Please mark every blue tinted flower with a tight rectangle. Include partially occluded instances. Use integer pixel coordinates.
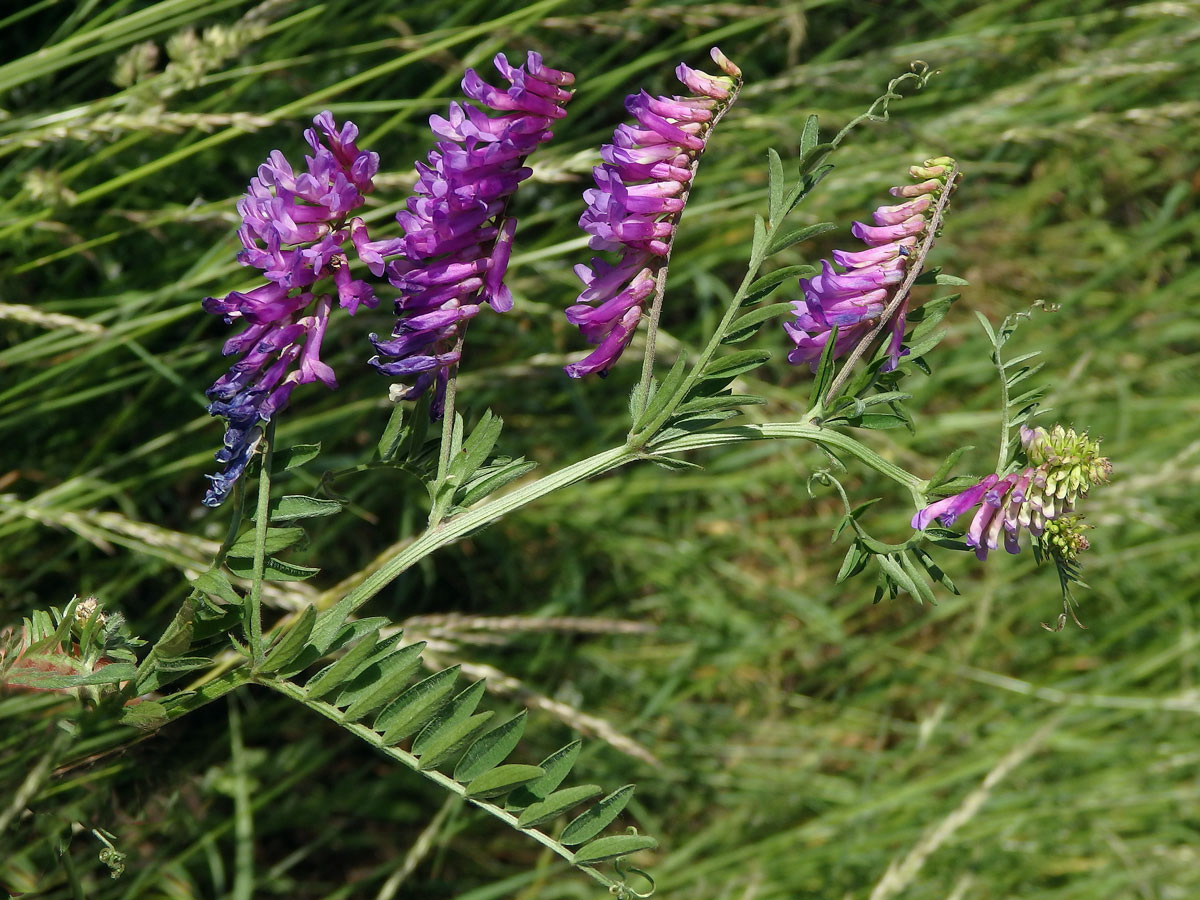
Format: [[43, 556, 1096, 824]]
[[202, 112, 392, 506]]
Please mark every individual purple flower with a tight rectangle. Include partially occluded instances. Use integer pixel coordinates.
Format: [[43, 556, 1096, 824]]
[[785, 157, 958, 373], [564, 47, 741, 378], [202, 112, 395, 507], [370, 52, 575, 417], [911, 425, 1111, 561]]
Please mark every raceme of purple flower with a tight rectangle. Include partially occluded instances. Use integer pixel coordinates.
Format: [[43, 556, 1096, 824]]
[[911, 424, 1111, 561], [784, 156, 958, 373], [563, 47, 742, 378], [202, 112, 393, 507], [370, 51, 574, 417]]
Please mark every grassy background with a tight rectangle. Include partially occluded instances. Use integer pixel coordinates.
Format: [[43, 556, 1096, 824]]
[[2, 0, 1198, 897]]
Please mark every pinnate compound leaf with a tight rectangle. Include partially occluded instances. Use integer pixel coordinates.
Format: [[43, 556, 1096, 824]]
[[416, 712, 494, 771], [304, 631, 381, 700], [377, 666, 460, 743], [257, 605, 316, 674], [276, 442, 321, 471], [559, 785, 635, 846], [517, 784, 603, 828], [509, 740, 582, 808], [454, 710, 527, 782], [464, 764, 545, 799], [572, 834, 658, 866], [341, 642, 426, 721], [411, 680, 486, 755]]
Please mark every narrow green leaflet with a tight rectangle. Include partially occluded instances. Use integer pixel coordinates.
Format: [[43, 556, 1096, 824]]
[[517, 784, 604, 828], [454, 710, 527, 782], [509, 740, 582, 807], [191, 569, 242, 607], [572, 834, 658, 866], [340, 642, 427, 721], [226, 556, 320, 582], [559, 784, 635, 846], [464, 764, 545, 799], [416, 712, 494, 771], [765, 221, 836, 256], [927, 445, 974, 490], [674, 394, 765, 417], [411, 679, 487, 756], [459, 458, 538, 508], [377, 403, 406, 461], [260, 495, 342, 523], [256, 605, 316, 674], [227, 527, 307, 558], [809, 325, 840, 409], [697, 350, 771, 382], [450, 410, 503, 485], [304, 631, 381, 700], [376, 666, 461, 743], [723, 302, 794, 344], [276, 442, 321, 471], [799, 113, 819, 158], [631, 354, 688, 433], [745, 265, 816, 301], [767, 147, 786, 225]]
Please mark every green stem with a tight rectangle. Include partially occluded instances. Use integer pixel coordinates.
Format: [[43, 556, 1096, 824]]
[[627, 244, 767, 446], [994, 343, 1012, 474], [248, 419, 276, 664], [653, 421, 926, 502], [327, 445, 633, 621], [631, 265, 671, 422], [435, 327, 469, 490]]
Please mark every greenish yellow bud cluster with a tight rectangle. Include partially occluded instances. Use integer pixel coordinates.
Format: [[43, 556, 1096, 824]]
[[1022, 425, 1111, 514], [1040, 515, 1092, 564]]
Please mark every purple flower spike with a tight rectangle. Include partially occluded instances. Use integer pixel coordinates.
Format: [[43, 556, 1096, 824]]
[[564, 48, 741, 378], [785, 157, 958, 374], [202, 112, 384, 507], [372, 51, 575, 415]]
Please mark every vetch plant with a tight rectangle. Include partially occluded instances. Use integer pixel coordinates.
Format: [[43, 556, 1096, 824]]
[[7, 48, 1116, 897]]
